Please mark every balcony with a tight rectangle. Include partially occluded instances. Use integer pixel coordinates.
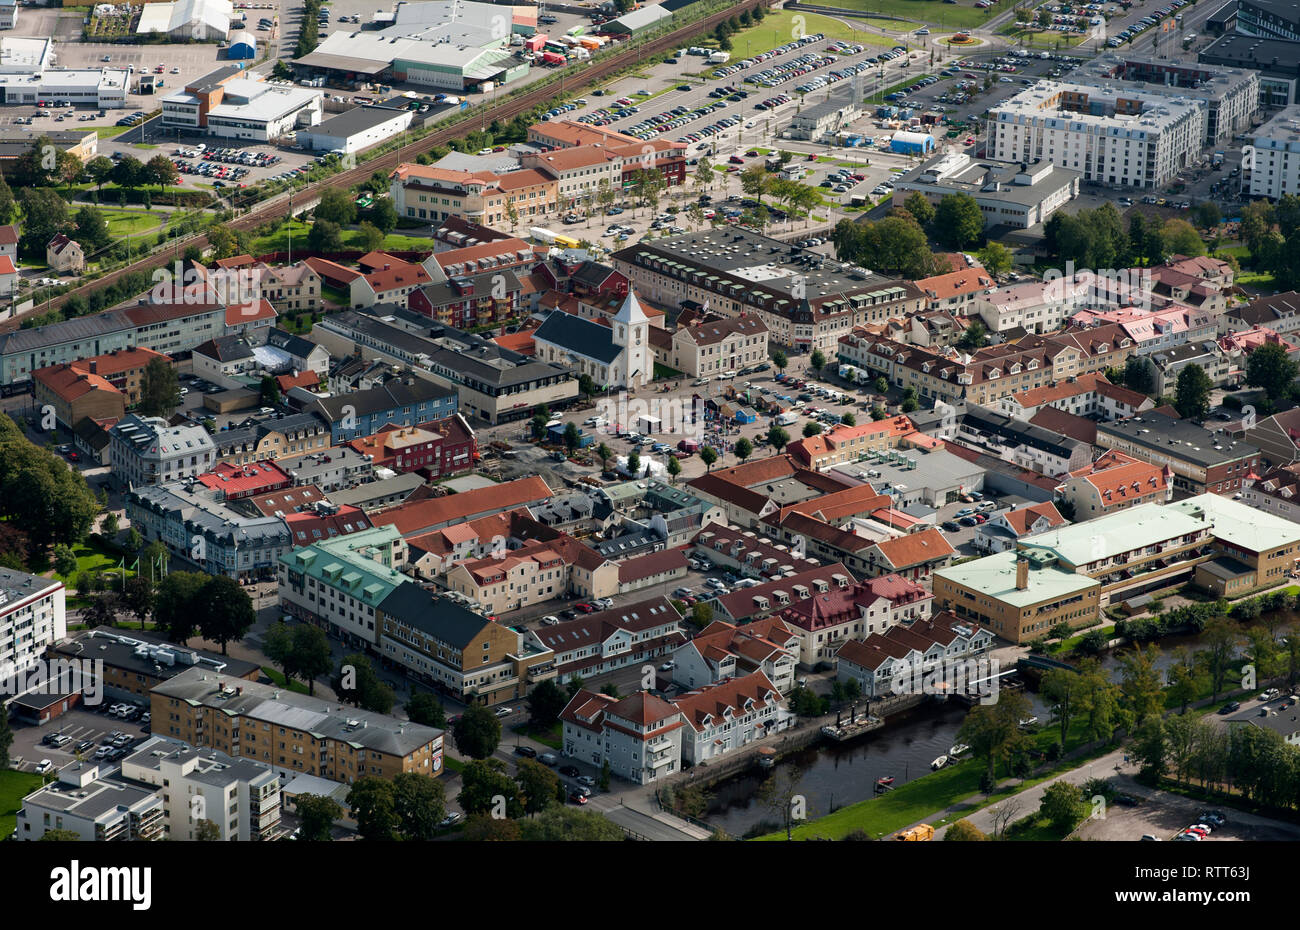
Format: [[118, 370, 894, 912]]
[[646, 735, 674, 754], [647, 751, 675, 768]]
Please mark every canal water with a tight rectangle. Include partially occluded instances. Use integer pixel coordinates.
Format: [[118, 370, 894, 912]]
[[705, 618, 1294, 836]]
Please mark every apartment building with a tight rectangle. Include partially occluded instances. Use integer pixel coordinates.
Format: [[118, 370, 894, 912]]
[[16, 763, 163, 842], [527, 597, 685, 682], [121, 736, 282, 841], [1249, 104, 1300, 199], [389, 163, 558, 227], [613, 227, 924, 352], [277, 524, 410, 649], [151, 666, 444, 783], [775, 572, 934, 667], [986, 81, 1205, 189], [378, 585, 555, 705], [126, 481, 291, 580], [836, 611, 994, 698], [671, 617, 798, 694], [1096, 411, 1261, 496], [784, 416, 930, 471], [891, 153, 1080, 230], [520, 143, 621, 209], [672, 672, 792, 766], [1056, 449, 1172, 518], [0, 568, 65, 676], [664, 314, 770, 378], [560, 690, 683, 785], [108, 415, 217, 488], [297, 373, 458, 442], [211, 412, 331, 467], [446, 533, 618, 613]]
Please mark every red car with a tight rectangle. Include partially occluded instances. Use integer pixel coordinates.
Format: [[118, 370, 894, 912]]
[[576, 602, 596, 613], [66, 451, 80, 462]]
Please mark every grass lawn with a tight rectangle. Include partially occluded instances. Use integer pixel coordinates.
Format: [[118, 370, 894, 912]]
[[511, 721, 562, 751], [321, 284, 350, 305], [249, 219, 433, 255], [1006, 814, 1074, 841], [443, 756, 466, 775], [1002, 26, 1088, 48], [1237, 271, 1277, 291], [261, 666, 310, 695], [95, 125, 132, 139], [831, 0, 995, 30], [100, 209, 165, 240], [51, 538, 134, 587], [725, 11, 914, 58], [0, 770, 42, 837]]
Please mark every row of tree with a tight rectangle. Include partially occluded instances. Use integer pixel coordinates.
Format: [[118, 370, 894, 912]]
[[1044, 202, 1210, 270]]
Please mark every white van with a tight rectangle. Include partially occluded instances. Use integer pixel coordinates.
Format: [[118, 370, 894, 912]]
[[776, 412, 799, 426]]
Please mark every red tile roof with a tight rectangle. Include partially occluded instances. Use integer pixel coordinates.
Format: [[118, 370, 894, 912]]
[[672, 671, 782, 732]]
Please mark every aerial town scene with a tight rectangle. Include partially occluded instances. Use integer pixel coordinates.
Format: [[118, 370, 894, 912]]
[[0, 0, 1296, 860]]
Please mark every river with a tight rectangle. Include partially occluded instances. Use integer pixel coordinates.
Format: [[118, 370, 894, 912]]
[[705, 615, 1299, 836]]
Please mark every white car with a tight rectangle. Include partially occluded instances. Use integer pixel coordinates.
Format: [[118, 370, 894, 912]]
[[35, 760, 54, 774], [494, 706, 514, 718], [541, 615, 561, 626], [660, 661, 675, 671]]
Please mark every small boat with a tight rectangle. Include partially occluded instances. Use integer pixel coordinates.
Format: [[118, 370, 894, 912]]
[[876, 776, 895, 786], [1018, 716, 1038, 728], [949, 743, 970, 758], [931, 755, 948, 770], [756, 747, 776, 770]]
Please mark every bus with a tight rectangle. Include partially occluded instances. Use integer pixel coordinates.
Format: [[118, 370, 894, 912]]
[[554, 233, 581, 249]]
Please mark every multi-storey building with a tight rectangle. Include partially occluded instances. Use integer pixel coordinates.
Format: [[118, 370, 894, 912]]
[[108, 415, 217, 488], [151, 666, 444, 783], [890, 153, 1080, 229], [211, 412, 331, 466], [389, 163, 559, 226], [560, 690, 683, 784], [16, 762, 163, 841], [1055, 449, 1172, 518], [1248, 104, 1300, 200], [1096, 411, 1260, 496], [121, 736, 282, 841], [986, 81, 1205, 189], [660, 314, 770, 378], [671, 672, 792, 765], [835, 611, 994, 698], [671, 617, 799, 694], [613, 227, 924, 352], [297, 373, 457, 442], [527, 597, 685, 682], [0, 568, 65, 676]]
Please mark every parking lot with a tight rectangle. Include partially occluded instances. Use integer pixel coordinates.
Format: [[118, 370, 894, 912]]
[[10, 705, 151, 775], [1074, 781, 1300, 841]]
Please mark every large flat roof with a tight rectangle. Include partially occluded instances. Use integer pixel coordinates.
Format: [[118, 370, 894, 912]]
[[935, 549, 1098, 607]]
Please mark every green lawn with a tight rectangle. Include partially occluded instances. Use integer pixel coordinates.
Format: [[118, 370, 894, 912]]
[[95, 125, 132, 139], [510, 721, 562, 751], [52, 538, 135, 588], [100, 209, 165, 240], [1001, 24, 1089, 48], [443, 756, 466, 775], [249, 219, 433, 255], [1237, 271, 1277, 291], [261, 666, 310, 695], [724, 10, 916, 58], [831, 0, 996, 30], [0, 770, 43, 837]]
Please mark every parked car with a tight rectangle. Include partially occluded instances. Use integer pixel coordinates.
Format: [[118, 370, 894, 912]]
[[439, 812, 463, 827], [559, 765, 580, 778], [494, 706, 514, 718], [539, 752, 559, 766], [514, 744, 537, 758]]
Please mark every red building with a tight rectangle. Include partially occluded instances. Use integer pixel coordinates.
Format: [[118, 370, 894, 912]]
[[346, 413, 477, 478], [196, 461, 294, 500]]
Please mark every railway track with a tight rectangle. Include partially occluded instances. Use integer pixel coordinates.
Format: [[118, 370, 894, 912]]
[[23, 0, 765, 323]]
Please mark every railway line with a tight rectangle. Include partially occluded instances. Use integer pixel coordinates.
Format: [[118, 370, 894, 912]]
[[20, 0, 765, 323]]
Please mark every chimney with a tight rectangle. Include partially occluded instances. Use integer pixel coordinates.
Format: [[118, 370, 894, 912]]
[[89, 360, 98, 374], [1015, 557, 1029, 591]]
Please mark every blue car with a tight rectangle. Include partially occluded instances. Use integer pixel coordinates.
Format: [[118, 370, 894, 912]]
[[954, 507, 975, 518]]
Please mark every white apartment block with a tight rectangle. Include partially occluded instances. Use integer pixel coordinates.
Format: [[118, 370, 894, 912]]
[[987, 82, 1205, 189], [561, 690, 683, 785], [16, 762, 163, 842], [0, 568, 66, 675], [108, 415, 216, 488], [1249, 104, 1300, 200], [121, 736, 282, 841]]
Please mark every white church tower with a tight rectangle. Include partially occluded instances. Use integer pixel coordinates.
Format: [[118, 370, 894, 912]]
[[613, 289, 651, 390]]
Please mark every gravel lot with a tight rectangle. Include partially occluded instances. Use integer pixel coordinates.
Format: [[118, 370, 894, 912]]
[[1075, 780, 1300, 842]]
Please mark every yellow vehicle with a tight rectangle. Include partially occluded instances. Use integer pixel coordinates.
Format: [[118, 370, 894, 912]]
[[894, 824, 935, 841]]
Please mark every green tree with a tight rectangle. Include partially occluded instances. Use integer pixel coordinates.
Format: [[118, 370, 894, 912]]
[[332, 653, 393, 713], [1194, 201, 1222, 231], [194, 819, 222, 841], [346, 777, 399, 841], [291, 623, 332, 695], [39, 828, 82, 841], [0, 706, 11, 768], [733, 437, 753, 463], [307, 219, 344, 252], [392, 771, 446, 840], [315, 186, 358, 226], [563, 421, 581, 454], [152, 570, 206, 644], [594, 442, 612, 473], [145, 154, 179, 193], [519, 806, 624, 840], [406, 691, 446, 728], [1246, 341, 1299, 401], [111, 155, 146, 192], [902, 191, 935, 227], [626, 450, 642, 478], [955, 320, 990, 351], [1118, 644, 1165, 728], [514, 758, 561, 817], [802, 421, 822, 438], [17, 188, 69, 260], [932, 193, 984, 249], [295, 794, 342, 841], [357, 221, 384, 252], [809, 349, 826, 376], [526, 678, 569, 728], [73, 207, 111, 252], [767, 425, 790, 453], [666, 454, 682, 483], [956, 689, 1032, 783], [459, 758, 524, 817], [699, 446, 718, 472], [196, 574, 255, 655], [263, 621, 295, 687], [139, 357, 180, 418], [121, 574, 154, 631], [367, 198, 399, 234], [1173, 364, 1213, 420], [771, 350, 788, 373], [453, 704, 502, 759], [976, 241, 1013, 277], [1123, 357, 1157, 396], [1161, 218, 1207, 258], [945, 819, 990, 841], [1039, 780, 1087, 833], [52, 544, 76, 577]]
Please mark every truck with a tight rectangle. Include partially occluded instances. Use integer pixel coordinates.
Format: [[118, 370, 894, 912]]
[[542, 51, 566, 66], [708, 51, 731, 64], [775, 412, 799, 427], [895, 824, 935, 841], [1212, 151, 1225, 167]]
